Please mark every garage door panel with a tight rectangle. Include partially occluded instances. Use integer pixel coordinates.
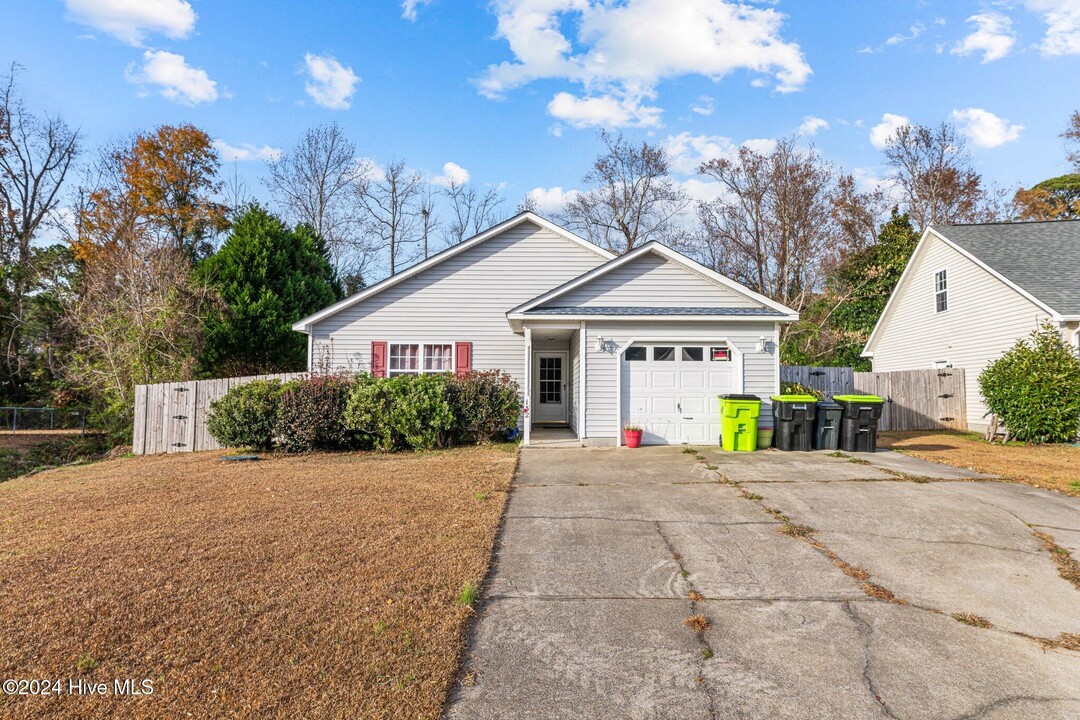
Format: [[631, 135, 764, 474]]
[[620, 342, 741, 446]]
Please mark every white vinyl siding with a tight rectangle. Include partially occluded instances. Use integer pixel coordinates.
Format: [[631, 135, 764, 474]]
[[582, 321, 779, 441], [540, 252, 764, 309], [871, 233, 1051, 430], [308, 221, 608, 392], [568, 329, 580, 434]]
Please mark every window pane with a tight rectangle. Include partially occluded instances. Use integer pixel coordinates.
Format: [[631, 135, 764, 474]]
[[711, 346, 731, 362], [625, 346, 646, 361], [654, 346, 675, 361], [936, 292, 948, 313], [681, 347, 704, 362], [424, 344, 453, 372], [389, 344, 419, 371]]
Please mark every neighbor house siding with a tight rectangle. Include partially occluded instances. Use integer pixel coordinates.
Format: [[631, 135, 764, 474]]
[[540, 253, 764, 309], [582, 321, 778, 441], [308, 221, 608, 392], [870, 232, 1051, 430]]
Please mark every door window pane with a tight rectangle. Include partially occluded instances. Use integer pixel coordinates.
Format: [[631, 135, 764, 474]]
[[538, 357, 562, 404], [625, 346, 646, 361], [653, 346, 675, 361], [681, 347, 704, 362]]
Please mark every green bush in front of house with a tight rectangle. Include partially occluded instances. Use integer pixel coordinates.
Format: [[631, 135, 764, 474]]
[[448, 370, 522, 444], [979, 321, 1080, 443], [206, 379, 284, 450], [344, 374, 454, 452], [276, 374, 357, 452]]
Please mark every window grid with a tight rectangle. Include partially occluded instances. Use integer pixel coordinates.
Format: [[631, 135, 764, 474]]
[[424, 344, 453, 372], [389, 343, 454, 376], [538, 357, 562, 404], [935, 270, 948, 313]]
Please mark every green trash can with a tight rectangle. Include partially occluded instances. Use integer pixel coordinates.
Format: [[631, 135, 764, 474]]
[[833, 395, 885, 452], [719, 394, 762, 452]]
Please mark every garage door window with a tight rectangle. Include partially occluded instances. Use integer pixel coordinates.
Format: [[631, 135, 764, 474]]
[[711, 347, 731, 361], [653, 346, 675, 361], [625, 346, 646, 361], [681, 347, 704, 362]]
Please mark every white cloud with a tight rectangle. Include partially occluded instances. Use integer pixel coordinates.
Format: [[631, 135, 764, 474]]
[[690, 94, 715, 116], [951, 13, 1015, 63], [402, 0, 431, 21], [869, 113, 910, 149], [526, 186, 581, 213], [1024, 0, 1080, 56], [885, 22, 925, 46], [303, 53, 360, 110], [477, 0, 810, 128], [547, 91, 663, 128], [126, 50, 219, 104], [213, 139, 282, 163], [950, 107, 1023, 148], [64, 0, 196, 45], [678, 177, 726, 203], [797, 115, 829, 136], [431, 161, 471, 187], [663, 132, 776, 175]]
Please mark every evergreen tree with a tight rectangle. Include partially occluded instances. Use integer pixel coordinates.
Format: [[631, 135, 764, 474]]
[[199, 206, 341, 376]]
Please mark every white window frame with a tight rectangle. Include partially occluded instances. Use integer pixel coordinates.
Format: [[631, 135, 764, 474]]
[[388, 342, 455, 376], [934, 269, 948, 313]]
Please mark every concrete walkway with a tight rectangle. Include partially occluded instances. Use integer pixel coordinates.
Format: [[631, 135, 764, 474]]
[[446, 446, 1080, 720]]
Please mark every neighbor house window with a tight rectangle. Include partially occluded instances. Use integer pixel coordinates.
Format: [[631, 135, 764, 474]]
[[935, 270, 948, 313], [654, 346, 675, 361], [389, 343, 453, 376]]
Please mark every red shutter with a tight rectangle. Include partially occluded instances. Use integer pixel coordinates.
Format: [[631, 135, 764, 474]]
[[455, 342, 472, 377], [371, 341, 388, 377]]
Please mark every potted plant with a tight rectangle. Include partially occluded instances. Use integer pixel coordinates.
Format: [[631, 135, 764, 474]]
[[623, 423, 643, 448]]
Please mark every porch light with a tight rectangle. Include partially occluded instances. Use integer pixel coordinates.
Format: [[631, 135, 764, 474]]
[[596, 336, 606, 352], [757, 336, 768, 353]]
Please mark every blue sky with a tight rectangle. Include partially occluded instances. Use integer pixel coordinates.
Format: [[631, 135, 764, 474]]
[[3, 0, 1080, 217]]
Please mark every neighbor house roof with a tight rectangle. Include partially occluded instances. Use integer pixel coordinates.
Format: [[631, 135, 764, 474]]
[[930, 220, 1080, 316], [522, 306, 788, 317], [291, 212, 615, 332]]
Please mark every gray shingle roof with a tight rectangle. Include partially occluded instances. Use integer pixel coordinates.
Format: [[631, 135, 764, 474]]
[[932, 221, 1080, 315], [523, 306, 788, 317]]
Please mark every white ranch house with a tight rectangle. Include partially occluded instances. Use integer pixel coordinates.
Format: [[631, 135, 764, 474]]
[[292, 212, 798, 446]]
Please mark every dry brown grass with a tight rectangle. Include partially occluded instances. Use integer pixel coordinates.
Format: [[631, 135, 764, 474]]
[[684, 614, 711, 634], [0, 445, 517, 720], [0, 430, 87, 451], [952, 613, 993, 629], [879, 430, 1080, 496], [1033, 530, 1080, 591]]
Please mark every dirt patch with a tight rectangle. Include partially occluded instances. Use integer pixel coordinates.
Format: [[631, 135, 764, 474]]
[[880, 430, 1080, 496], [0, 445, 517, 720]]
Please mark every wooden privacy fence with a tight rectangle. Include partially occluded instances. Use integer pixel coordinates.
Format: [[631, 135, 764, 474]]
[[781, 366, 967, 432], [132, 373, 307, 455]]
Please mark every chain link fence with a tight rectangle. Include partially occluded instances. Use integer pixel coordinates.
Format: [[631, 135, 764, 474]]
[[0, 407, 88, 434]]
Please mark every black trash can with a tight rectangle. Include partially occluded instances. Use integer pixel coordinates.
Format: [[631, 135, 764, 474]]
[[769, 395, 818, 451], [833, 395, 885, 452], [814, 400, 842, 450]]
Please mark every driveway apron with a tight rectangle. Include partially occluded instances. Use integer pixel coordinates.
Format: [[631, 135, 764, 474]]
[[445, 446, 1080, 720]]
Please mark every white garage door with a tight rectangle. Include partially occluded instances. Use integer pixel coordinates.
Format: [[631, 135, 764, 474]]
[[620, 343, 739, 445]]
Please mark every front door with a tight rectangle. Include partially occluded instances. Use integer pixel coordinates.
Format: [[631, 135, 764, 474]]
[[533, 352, 567, 424]]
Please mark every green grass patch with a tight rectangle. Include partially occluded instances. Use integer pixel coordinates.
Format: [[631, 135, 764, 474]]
[[455, 583, 479, 607]]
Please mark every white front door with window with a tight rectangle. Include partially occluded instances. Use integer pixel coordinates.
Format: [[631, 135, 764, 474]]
[[533, 352, 567, 424], [620, 343, 739, 444]]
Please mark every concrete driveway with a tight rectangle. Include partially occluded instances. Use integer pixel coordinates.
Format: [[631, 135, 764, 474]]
[[446, 446, 1080, 720]]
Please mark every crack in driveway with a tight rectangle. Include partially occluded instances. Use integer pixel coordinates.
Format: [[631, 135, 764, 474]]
[[842, 601, 901, 720]]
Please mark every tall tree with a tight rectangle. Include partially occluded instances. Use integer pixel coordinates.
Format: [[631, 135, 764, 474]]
[[882, 122, 987, 230], [1014, 174, 1080, 221], [416, 183, 440, 259], [358, 159, 421, 275], [564, 130, 688, 254], [696, 138, 848, 313], [442, 178, 503, 246], [1065, 111, 1080, 171], [198, 206, 341, 376], [265, 123, 378, 287], [0, 65, 80, 399]]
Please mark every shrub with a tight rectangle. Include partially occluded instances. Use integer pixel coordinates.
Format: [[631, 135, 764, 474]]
[[780, 381, 824, 399], [344, 374, 454, 452], [276, 375, 356, 453], [448, 370, 521, 444], [207, 380, 283, 450], [979, 321, 1080, 443]]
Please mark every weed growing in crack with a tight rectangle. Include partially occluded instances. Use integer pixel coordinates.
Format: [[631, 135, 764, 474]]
[[780, 523, 816, 538], [681, 569, 691, 578], [687, 590, 705, 602], [829, 451, 848, 458], [862, 582, 906, 604], [701, 648, 714, 659], [952, 613, 993, 628], [685, 614, 711, 633], [741, 491, 763, 501], [683, 447, 698, 454], [848, 457, 871, 465], [1033, 530, 1080, 590]]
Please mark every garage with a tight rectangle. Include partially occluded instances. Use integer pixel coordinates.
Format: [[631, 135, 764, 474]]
[[619, 342, 740, 445]]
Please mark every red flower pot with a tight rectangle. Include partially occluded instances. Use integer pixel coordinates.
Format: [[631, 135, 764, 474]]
[[624, 429, 643, 448]]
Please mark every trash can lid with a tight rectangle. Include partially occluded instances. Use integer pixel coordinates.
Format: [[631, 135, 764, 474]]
[[816, 399, 842, 408], [832, 394, 884, 403], [769, 394, 819, 402], [719, 394, 761, 401]]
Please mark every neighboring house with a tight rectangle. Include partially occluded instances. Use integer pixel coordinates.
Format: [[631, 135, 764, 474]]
[[292, 211, 798, 446], [863, 220, 1080, 432]]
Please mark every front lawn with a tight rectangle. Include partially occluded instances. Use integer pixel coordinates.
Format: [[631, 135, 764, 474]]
[[0, 446, 517, 719], [879, 430, 1080, 496]]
